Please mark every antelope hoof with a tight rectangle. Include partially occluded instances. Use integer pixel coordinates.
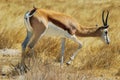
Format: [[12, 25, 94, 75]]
[[17, 63, 30, 74], [66, 61, 72, 65]]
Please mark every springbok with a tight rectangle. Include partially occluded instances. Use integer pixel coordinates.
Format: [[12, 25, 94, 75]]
[[20, 7, 110, 72]]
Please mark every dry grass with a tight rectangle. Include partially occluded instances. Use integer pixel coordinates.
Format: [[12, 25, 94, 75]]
[[0, 0, 120, 80]]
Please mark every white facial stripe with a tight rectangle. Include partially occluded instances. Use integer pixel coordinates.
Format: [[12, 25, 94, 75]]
[[102, 29, 110, 44], [103, 29, 108, 32]]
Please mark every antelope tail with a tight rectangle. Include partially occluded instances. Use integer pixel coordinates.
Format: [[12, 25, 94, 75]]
[[24, 7, 37, 32]]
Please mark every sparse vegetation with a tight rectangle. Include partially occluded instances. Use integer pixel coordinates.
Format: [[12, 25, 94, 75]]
[[0, 0, 120, 80]]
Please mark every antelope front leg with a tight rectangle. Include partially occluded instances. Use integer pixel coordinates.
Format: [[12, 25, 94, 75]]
[[66, 35, 82, 65], [60, 38, 66, 66]]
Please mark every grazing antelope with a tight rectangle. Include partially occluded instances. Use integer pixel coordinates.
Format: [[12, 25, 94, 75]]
[[20, 7, 110, 72]]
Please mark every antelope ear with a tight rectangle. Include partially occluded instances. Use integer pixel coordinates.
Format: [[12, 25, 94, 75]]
[[104, 25, 109, 28], [99, 25, 109, 30]]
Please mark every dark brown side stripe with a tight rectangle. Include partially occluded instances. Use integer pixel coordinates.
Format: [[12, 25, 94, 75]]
[[48, 17, 71, 34]]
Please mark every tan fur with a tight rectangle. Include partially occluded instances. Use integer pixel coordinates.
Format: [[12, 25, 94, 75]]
[[21, 8, 104, 68], [31, 8, 101, 37], [28, 16, 46, 48]]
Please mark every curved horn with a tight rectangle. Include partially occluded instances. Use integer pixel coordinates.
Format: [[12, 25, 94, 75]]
[[105, 10, 109, 25], [102, 10, 105, 25]]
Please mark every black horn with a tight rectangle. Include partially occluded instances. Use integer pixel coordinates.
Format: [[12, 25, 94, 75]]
[[102, 10, 105, 25], [105, 10, 109, 25], [102, 10, 109, 26]]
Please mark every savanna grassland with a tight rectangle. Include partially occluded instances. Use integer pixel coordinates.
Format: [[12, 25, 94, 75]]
[[0, 0, 120, 80]]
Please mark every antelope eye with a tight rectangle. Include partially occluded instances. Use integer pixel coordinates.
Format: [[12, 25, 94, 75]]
[[105, 31, 107, 34]]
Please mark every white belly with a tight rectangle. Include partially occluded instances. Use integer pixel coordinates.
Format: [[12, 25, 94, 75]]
[[43, 22, 70, 38]]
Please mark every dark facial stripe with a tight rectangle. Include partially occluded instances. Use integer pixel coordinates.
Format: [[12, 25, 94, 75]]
[[105, 31, 107, 34], [48, 17, 71, 34], [105, 35, 109, 44]]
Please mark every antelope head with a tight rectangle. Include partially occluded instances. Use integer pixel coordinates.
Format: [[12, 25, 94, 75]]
[[99, 10, 110, 44]]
